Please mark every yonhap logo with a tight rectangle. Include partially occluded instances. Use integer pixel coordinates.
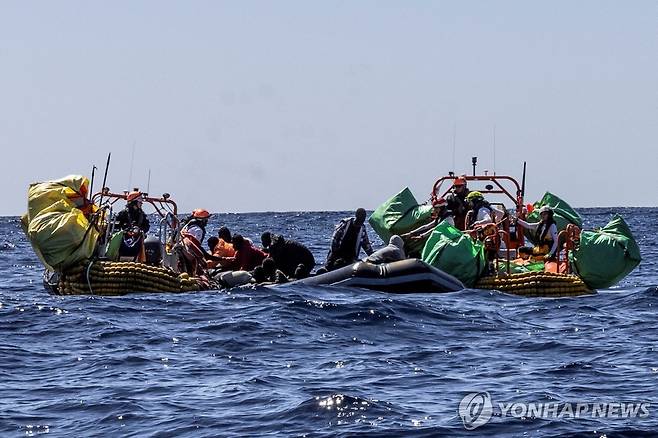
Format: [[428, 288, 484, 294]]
[[457, 392, 651, 430], [459, 391, 493, 430]]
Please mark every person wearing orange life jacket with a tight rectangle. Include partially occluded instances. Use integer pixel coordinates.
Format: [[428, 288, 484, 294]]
[[177, 209, 222, 275], [206, 226, 236, 269], [218, 234, 267, 271]]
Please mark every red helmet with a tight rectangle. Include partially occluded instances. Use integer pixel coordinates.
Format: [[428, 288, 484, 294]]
[[453, 177, 466, 186], [192, 208, 211, 219], [126, 191, 142, 202]]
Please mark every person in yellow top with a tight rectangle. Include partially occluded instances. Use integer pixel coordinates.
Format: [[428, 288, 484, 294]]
[[207, 226, 236, 269]]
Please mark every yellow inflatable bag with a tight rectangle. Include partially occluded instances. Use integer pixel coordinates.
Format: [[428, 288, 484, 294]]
[[25, 175, 92, 222], [22, 175, 99, 271]]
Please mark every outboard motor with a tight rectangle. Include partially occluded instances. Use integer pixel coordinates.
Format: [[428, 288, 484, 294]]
[[144, 235, 163, 266]]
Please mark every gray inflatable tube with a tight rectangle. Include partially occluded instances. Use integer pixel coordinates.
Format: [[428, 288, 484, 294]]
[[288, 259, 464, 293]]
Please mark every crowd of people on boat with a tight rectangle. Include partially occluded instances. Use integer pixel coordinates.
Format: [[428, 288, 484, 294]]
[[112, 178, 559, 285]]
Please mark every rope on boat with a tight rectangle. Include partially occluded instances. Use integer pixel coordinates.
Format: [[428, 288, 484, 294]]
[[85, 260, 95, 295]]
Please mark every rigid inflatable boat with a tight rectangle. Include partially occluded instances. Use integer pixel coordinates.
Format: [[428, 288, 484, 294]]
[[289, 259, 464, 293]]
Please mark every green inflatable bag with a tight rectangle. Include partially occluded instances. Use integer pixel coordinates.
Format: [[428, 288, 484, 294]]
[[421, 221, 487, 287], [571, 214, 641, 289], [369, 187, 433, 243]]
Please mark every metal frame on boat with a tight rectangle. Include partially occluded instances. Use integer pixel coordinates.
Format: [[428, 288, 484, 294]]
[[429, 160, 581, 276]]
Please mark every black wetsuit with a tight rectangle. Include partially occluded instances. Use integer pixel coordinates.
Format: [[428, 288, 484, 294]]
[[446, 189, 470, 230]]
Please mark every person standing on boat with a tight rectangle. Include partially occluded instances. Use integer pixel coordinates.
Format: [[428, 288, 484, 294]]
[[446, 177, 470, 230], [177, 209, 222, 275], [464, 191, 497, 230], [325, 208, 374, 271], [515, 205, 559, 260], [115, 191, 150, 234], [114, 191, 150, 261]]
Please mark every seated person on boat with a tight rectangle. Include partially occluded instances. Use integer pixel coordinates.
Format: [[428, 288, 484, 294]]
[[365, 235, 406, 264], [207, 226, 236, 269], [515, 205, 559, 261], [218, 234, 267, 271]]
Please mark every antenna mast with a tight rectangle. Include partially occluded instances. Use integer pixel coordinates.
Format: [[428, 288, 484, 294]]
[[493, 125, 496, 175], [128, 141, 136, 189], [451, 123, 456, 173]]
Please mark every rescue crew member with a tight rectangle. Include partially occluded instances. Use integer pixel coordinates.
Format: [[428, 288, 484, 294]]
[[446, 176, 470, 230], [115, 191, 150, 260], [115, 191, 150, 233], [515, 205, 559, 260], [325, 208, 374, 271], [178, 209, 221, 275], [465, 191, 495, 229]]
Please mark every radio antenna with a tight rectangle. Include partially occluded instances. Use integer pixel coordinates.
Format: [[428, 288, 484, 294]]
[[128, 141, 136, 189], [451, 123, 456, 173], [493, 125, 497, 175]]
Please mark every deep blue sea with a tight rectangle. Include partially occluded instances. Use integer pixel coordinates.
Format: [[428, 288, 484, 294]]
[[1, 208, 657, 437]]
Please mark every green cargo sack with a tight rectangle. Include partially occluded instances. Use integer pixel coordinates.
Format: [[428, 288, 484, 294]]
[[571, 214, 641, 289], [369, 187, 433, 243], [526, 192, 582, 233], [106, 231, 125, 261], [421, 221, 486, 287], [497, 259, 545, 275]]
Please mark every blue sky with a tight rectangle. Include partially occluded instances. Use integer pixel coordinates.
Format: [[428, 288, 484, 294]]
[[1, 1, 656, 215]]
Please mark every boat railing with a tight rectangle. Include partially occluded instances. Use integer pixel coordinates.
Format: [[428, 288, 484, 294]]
[[555, 224, 581, 275], [158, 212, 180, 255]]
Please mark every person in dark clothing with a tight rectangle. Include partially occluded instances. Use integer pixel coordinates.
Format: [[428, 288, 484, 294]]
[[115, 191, 150, 233], [445, 177, 470, 231], [325, 208, 374, 271], [207, 236, 219, 253], [261, 231, 273, 253], [268, 234, 316, 277], [114, 191, 150, 260], [261, 257, 289, 284]]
